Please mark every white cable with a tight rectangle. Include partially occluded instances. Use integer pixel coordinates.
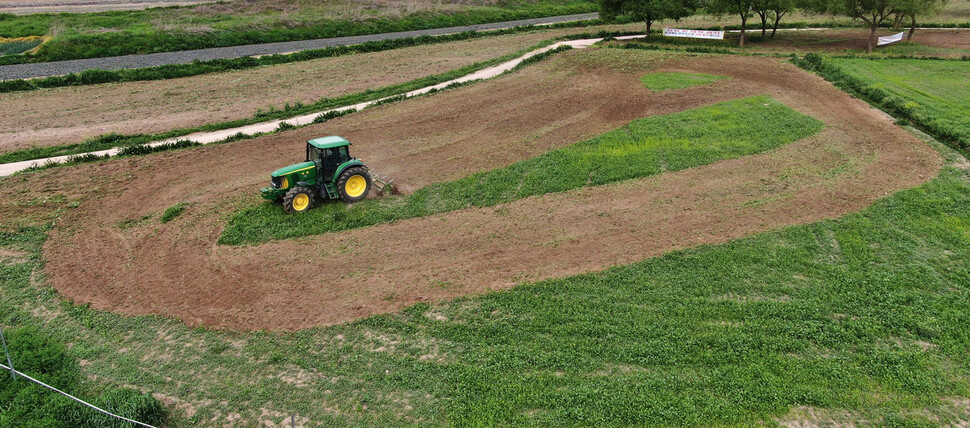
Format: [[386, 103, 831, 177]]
[[0, 361, 157, 428]]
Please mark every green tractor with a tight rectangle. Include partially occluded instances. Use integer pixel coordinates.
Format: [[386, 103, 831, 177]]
[[261, 136, 373, 213]]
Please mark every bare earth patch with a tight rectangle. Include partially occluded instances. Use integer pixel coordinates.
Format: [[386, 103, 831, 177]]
[[0, 247, 28, 264], [21, 50, 941, 330]]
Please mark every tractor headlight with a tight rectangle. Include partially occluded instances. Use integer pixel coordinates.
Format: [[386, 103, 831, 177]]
[[272, 176, 288, 189]]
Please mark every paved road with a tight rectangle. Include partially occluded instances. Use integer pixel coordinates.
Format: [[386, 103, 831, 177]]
[[0, 13, 599, 81]]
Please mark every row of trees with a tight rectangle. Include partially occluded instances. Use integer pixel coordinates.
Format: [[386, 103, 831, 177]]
[[599, 0, 949, 52]]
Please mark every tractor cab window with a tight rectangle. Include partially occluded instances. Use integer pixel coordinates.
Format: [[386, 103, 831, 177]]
[[307, 145, 348, 165], [308, 147, 330, 162]]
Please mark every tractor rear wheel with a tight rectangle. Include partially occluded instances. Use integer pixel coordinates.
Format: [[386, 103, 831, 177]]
[[283, 186, 315, 213], [337, 167, 372, 203]]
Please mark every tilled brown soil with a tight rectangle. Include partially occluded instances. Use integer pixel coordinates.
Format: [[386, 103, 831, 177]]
[[26, 49, 940, 330]]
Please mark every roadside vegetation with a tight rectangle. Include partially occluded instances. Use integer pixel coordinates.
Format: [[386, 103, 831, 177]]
[[0, 0, 596, 63], [220, 95, 823, 245], [795, 54, 970, 152], [2, 132, 968, 426]]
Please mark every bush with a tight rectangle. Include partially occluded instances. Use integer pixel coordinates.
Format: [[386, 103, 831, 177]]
[[160, 203, 187, 223], [116, 140, 199, 157], [312, 109, 352, 124]]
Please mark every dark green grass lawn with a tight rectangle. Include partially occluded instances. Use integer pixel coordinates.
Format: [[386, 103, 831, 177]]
[[220, 94, 824, 245], [1, 132, 968, 426], [639, 71, 727, 91], [831, 58, 970, 150]]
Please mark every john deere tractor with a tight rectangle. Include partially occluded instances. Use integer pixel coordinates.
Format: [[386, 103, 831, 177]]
[[261, 136, 372, 213]]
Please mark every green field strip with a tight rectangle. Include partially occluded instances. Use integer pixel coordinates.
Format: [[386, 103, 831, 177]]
[[220, 94, 824, 245], [639, 71, 728, 91], [830, 58, 970, 150]]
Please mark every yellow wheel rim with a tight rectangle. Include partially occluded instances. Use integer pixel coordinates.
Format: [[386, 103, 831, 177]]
[[345, 175, 367, 198], [292, 193, 310, 211]]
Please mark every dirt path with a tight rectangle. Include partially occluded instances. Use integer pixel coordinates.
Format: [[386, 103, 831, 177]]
[[29, 50, 940, 330]]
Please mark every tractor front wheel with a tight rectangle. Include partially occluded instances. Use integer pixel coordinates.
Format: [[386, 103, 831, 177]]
[[337, 167, 372, 203], [283, 186, 315, 214]]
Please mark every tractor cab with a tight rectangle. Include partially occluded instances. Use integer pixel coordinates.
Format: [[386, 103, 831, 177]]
[[261, 136, 373, 213], [307, 137, 353, 183]]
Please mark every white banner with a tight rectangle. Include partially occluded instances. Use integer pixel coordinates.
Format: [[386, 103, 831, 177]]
[[663, 28, 725, 40], [877, 32, 905, 46]]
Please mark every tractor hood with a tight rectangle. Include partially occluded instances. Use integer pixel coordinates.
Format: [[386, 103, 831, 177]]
[[271, 161, 315, 177]]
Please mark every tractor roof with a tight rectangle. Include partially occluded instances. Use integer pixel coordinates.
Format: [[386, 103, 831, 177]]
[[307, 136, 351, 149]]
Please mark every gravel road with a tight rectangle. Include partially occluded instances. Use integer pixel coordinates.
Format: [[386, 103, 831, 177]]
[[0, 13, 598, 81]]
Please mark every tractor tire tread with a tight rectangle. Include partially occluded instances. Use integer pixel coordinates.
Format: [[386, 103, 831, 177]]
[[337, 166, 372, 203], [283, 186, 315, 214]]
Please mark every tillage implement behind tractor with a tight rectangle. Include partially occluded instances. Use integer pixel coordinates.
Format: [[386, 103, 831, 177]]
[[260, 136, 373, 213]]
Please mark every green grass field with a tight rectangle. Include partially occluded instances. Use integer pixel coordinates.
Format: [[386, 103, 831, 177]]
[[220, 95, 823, 245], [829, 58, 970, 151], [639, 72, 727, 91], [2, 131, 968, 426]]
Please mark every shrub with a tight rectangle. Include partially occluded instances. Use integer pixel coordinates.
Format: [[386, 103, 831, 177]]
[[117, 140, 199, 157], [160, 203, 187, 223]]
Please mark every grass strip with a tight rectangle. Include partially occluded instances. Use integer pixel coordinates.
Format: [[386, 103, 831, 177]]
[[793, 53, 970, 153], [219, 94, 824, 245], [639, 71, 728, 91], [0, 1, 597, 64], [610, 41, 737, 55], [2, 132, 968, 426]]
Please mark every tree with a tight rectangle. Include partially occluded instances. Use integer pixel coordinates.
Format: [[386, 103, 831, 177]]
[[769, 0, 799, 38], [813, 0, 901, 53], [895, 0, 948, 40], [753, 0, 797, 39], [754, 0, 773, 38], [708, 0, 759, 47], [599, 0, 699, 37]]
